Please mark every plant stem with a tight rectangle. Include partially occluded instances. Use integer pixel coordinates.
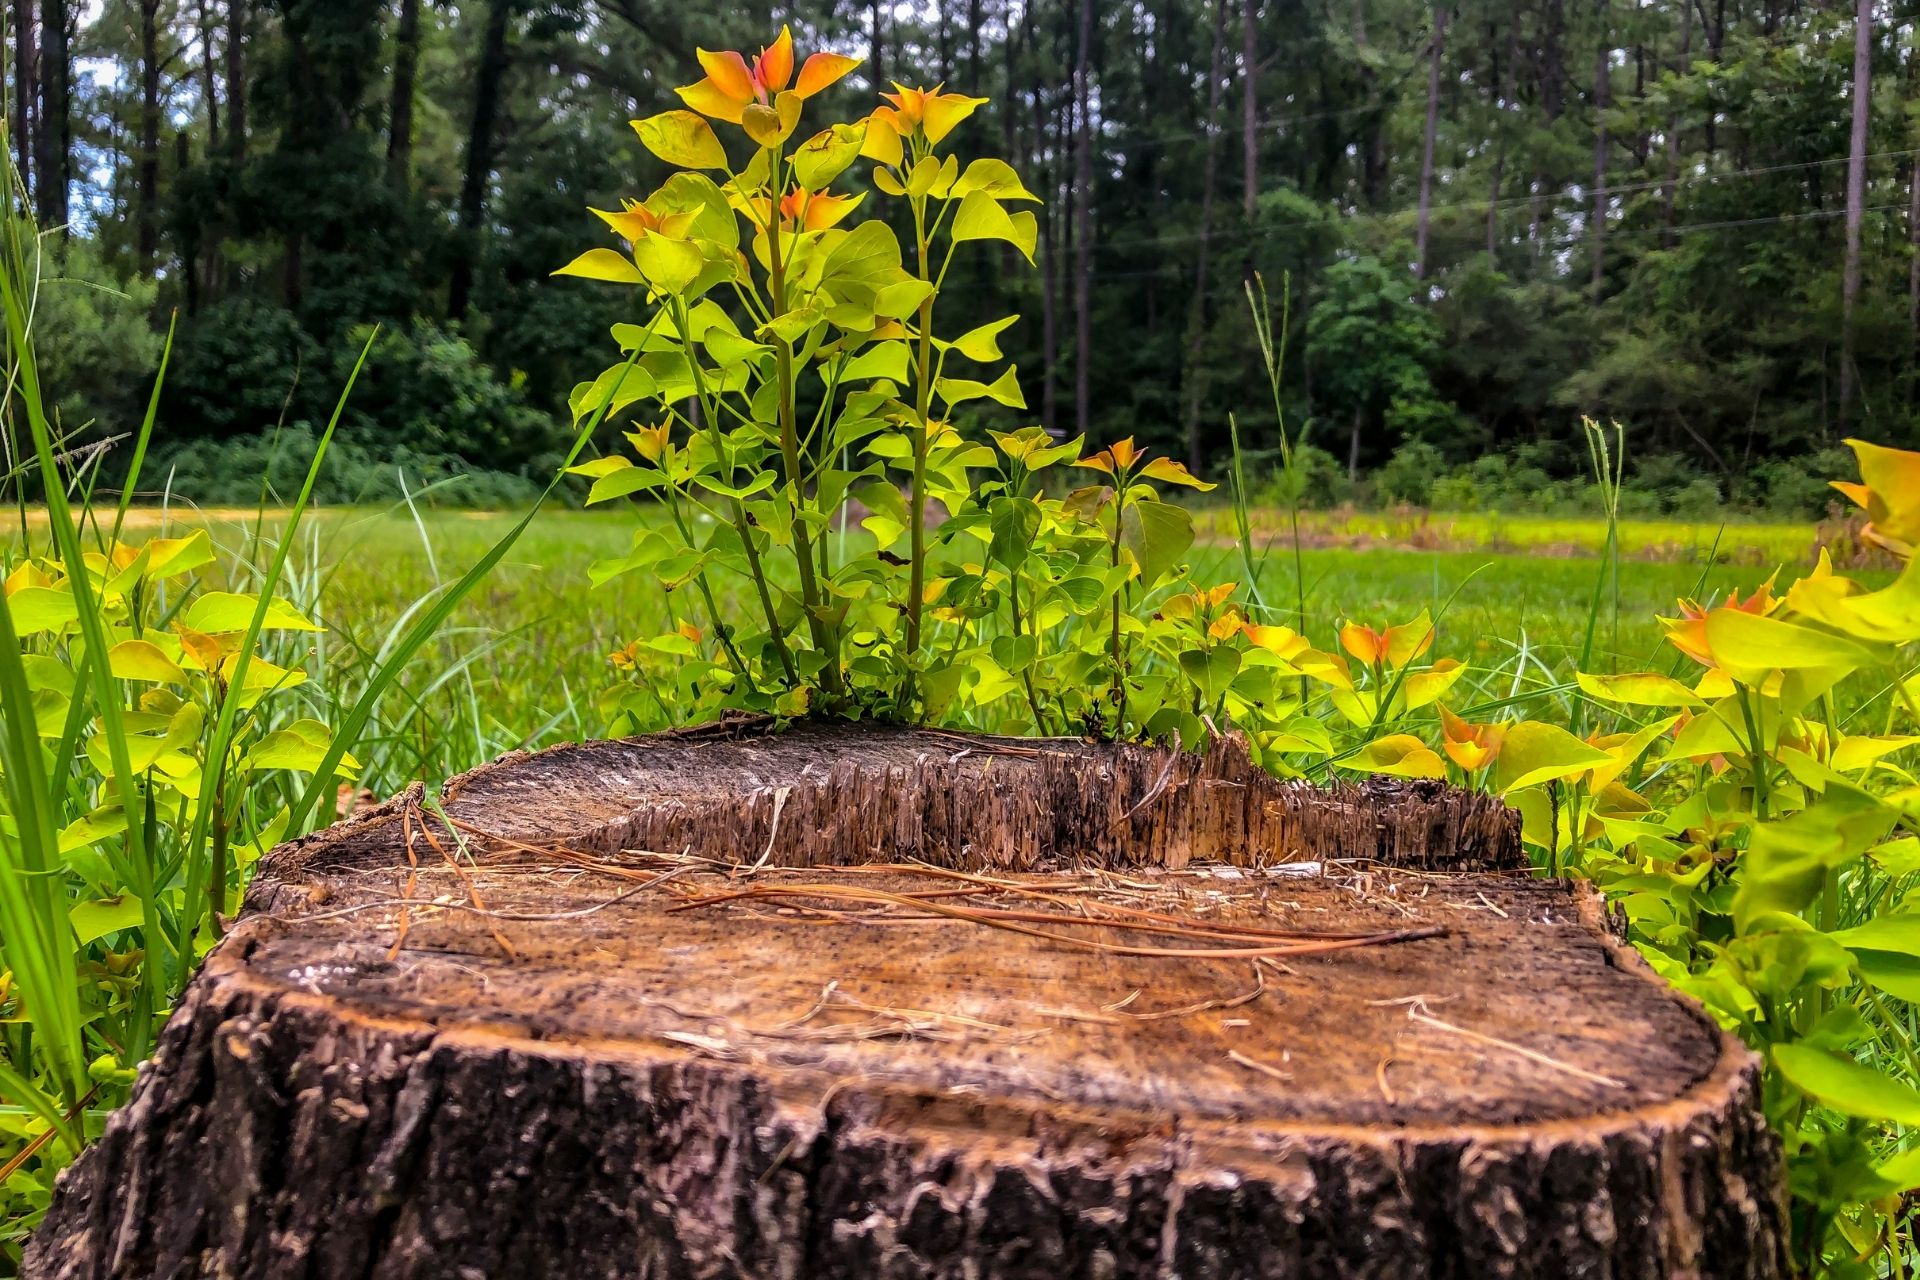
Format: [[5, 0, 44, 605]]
[[765, 164, 841, 695], [905, 194, 935, 705], [1110, 484, 1128, 736], [675, 298, 798, 686]]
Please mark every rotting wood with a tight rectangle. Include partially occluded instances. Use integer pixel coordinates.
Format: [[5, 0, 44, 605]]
[[27, 719, 1787, 1280]]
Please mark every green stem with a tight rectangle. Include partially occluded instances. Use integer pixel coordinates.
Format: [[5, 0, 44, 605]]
[[905, 193, 935, 705], [675, 298, 797, 686], [765, 161, 841, 695], [1110, 485, 1128, 736], [663, 477, 755, 690]]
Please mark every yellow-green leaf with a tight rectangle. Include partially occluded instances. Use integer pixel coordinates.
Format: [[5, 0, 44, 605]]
[[1772, 1043, 1920, 1124], [950, 190, 1037, 262], [632, 110, 729, 170], [70, 896, 146, 946], [107, 639, 188, 685], [553, 248, 647, 285], [1344, 734, 1446, 780], [1491, 721, 1615, 793], [1574, 670, 1706, 709]]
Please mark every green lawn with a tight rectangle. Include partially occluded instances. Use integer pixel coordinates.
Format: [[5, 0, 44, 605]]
[[78, 503, 1848, 797]]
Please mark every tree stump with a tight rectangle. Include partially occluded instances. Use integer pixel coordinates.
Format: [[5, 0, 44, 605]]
[[28, 720, 1787, 1279]]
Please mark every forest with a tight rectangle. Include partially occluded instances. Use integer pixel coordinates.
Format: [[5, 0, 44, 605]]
[[7, 0, 1920, 512]]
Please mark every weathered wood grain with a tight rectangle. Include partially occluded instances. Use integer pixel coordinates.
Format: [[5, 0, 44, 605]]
[[27, 720, 1786, 1280]]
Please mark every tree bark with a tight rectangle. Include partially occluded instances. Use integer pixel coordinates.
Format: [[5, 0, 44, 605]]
[[1590, 0, 1610, 299], [1037, 80, 1059, 433], [1839, 0, 1873, 426], [448, 0, 513, 319], [32, 0, 67, 232], [1486, 16, 1515, 260], [1072, 0, 1093, 438], [13, 0, 33, 201], [1181, 0, 1229, 471], [387, 0, 421, 189], [136, 0, 161, 272], [1240, 0, 1256, 219], [1415, 4, 1447, 280], [1661, 0, 1693, 245], [194, 0, 221, 154], [27, 720, 1787, 1280], [226, 0, 247, 160]]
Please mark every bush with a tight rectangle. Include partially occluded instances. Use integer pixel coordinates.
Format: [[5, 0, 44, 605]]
[[1741, 446, 1858, 517], [1255, 443, 1351, 509], [147, 426, 542, 508], [1374, 440, 1448, 506], [32, 242, 166, 440]]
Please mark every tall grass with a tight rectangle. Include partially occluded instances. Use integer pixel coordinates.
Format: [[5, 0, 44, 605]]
[[0, 156, 629, 1263]]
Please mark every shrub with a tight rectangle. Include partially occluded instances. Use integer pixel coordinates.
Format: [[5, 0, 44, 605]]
[[1374, 439, 1447, 506]]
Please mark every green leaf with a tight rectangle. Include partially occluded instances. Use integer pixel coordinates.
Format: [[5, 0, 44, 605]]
[[1179, 647, 1242, 702], [1491, 721, 1615, 793], [1771, 1043, 1920, 1124], [1121, 497, 1193, 586], [1734, 785, 1895, 929], [107, 639, 188, 684], [247, 719, 359, 775], [951, 158, 1042, 202], [946, 315, 1019, 362], [586, 466, 669, 504], [553, 248, 646, 285], [1574, 670, 1707, 709], [874, 278, 935, 319], [793, 122, 868, 190], [987, 496, 1042, 569], [1702, 610, 1883, 683], [1344, 734, 1447, 780], [6, 585, 78, 635], [1853, 950, 1920, 1002], [631, 110, 729, 170], [184, 591, 321, 633], [950, 190, 1037, 262], [70, 896, 146, 946], [632, 233, 705, 293], [1828, 912, 1920, 956], [840, 341, 909, 382], [935, 365, 1026, 409]]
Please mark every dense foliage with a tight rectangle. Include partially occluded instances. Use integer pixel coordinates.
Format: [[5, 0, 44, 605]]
[[11, 0, 1920, 504]]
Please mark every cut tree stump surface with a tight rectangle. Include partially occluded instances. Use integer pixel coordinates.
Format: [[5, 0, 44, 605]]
[[28, 720, 1787, 1280]]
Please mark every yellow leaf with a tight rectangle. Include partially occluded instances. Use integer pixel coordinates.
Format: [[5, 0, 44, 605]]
[[1345, 734, 1446, 780], [631, 110, 730, 170], [107, 639, 188, 685], [1138, 457, 1218, 491], [553, 248, 646, 285]]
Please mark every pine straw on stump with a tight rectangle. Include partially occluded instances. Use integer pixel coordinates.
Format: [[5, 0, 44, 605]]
[[27, 719, 1787, 1280]]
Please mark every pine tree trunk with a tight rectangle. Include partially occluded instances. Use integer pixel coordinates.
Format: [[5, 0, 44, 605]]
[[32, 0, 67, 231], [13, 0, 34, 201], [226, 0, 247, 160], [1240, 0, 1256, 219], [27, 720, 1788, 1280], [136, 0, 161, 272], [447, 0, 512, 319], [1415, 5, 1447, 280], [387, 0, 421, 189], [1037, 82, 1059, 433], [1181, 0, 1229, 471], [1590, 0, 1610, 298], [1839, 0, 1873, 427], [194, 0, 220, 153], [1662, 0, 1692, 245], [1072, 0, 1093, 438]]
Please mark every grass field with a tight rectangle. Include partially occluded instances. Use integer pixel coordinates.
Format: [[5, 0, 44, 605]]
[[61, 502, 1863, 799]]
